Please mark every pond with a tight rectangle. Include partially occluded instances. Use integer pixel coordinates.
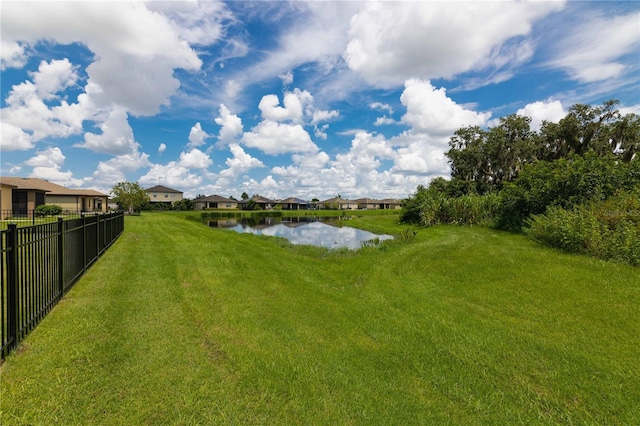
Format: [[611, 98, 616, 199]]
[[208, 216, 394, 250]]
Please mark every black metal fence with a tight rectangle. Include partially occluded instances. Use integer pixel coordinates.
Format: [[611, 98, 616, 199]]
[[1, 212, 124, 361]]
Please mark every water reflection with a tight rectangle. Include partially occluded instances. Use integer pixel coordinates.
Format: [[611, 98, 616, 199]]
[[209, 217, 393, 250]]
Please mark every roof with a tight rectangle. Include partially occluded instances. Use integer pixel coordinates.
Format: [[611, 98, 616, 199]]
[[319, 197, 356, 204], [354, 198, 380, 204], [196, 194, 236, 203], [279, 197, 308, 204], [145, 185, 183, 193], [0, 177, 108, 197], [238, 195, 275, 204]]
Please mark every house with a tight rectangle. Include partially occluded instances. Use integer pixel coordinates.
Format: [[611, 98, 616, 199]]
[[354, 198, 381, 210], [354, 197, 403, 210], [237, 195, 276, 210], [379, 199, 403, 210], [194, 195, 238, 210], [0, 177, 108, 217], [1, 181, 21, 219], [317, 197, 358, 210], [278, 197, 308, 210], [145, 185, 183, 206]]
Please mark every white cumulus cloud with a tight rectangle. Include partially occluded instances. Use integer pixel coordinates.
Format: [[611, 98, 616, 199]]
[[89, 151, 151, 188], [24, 146, 65, 168], [215, 104, 243, 146], [188, 122, 210, 148], [24, 147, 83, 187], [242, 120, 318, 155], [178, 148, 213, 169], [258, 89, 314, 123], [81, 108, 139, 156], [1, 58, 84, 150], [400, 79, 491, 137], [517, 100, 566, 131], [343, 1, 564, 87]]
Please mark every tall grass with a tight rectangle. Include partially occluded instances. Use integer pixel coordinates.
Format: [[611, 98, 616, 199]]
[[419, 193, 499, 227]]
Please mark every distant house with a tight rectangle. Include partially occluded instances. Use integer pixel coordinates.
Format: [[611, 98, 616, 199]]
[[145, 185, 183, 206], [354, 198, 380, 210], [317, 197, 358, 210], [379, 199, 403, 210], [278, 197, 308, 210], [194, 195, 238, 210], [237, 195, 276, 210], [354, 198, 403, 210], [0, 177, 108, 217]]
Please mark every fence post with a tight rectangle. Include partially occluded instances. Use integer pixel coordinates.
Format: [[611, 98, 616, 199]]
[[97, 214, 102, 256], [82, 215, 87, 272], [6, 224, 19, 354], [58, 218, 64, 296]]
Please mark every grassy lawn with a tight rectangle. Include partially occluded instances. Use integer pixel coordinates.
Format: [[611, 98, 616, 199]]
[[1, 212, 639, 424]]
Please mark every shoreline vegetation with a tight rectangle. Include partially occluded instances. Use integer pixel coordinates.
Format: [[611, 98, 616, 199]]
[[1, 211, 638, 424]]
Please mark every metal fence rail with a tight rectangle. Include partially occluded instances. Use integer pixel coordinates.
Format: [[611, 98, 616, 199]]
[[0, 210, 105, 228], [1, 212, 124, 361]]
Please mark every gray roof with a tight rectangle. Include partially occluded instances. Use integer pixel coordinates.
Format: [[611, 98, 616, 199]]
[[238, 195, 275, 204], [145, 185, 182, 193], [280, 197, 308, 204], [196, 195, 236, 203]]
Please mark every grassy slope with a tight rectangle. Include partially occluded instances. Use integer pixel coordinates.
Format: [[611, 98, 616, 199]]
[[1, 212, 638, 425]]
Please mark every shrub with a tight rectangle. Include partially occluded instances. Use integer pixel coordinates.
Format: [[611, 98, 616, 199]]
[[34, 204, 63, 217], [525, 190, 640, 266], [495, 152, 638, 231], [400, 185, 429, 223]]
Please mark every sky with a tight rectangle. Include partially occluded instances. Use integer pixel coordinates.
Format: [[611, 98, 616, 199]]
[[1, 1, 639, 201]]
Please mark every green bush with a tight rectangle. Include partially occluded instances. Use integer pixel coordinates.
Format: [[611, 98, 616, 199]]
[[525, 190, 640, 266], [34, 204, 63, 217], [400, 185, 429, 223], [495, 152, 639, 231]]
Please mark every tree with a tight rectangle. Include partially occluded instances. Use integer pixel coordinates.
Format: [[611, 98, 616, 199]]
[[241, 192, 249, 200], [446, 116, 536, 194], [400, 185, 428, 223], [605, 112, 640, 162], [246, 199, 260, 210], [110, 182, 148, 214], [446, 100, 637, 196], [173, 198, 194, 210], [446, 125, 489, 193], [494, 151, 637, 231], [538, 100, 624, 160]]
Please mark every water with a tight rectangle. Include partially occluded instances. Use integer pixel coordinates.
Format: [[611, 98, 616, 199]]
[[208, 217, 393, 250]]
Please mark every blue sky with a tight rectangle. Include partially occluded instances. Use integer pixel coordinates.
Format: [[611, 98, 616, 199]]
[[1, 1, 639, 200]]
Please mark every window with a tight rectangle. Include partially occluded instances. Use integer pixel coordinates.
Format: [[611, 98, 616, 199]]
[[164, 193, 168, 198], [171, 193, 175, 198], [153, 193, 157, 198]]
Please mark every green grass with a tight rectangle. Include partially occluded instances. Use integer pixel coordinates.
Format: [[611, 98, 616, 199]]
[[1, 212, 639, 424]]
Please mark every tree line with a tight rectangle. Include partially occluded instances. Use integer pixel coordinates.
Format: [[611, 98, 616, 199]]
[[401, 100, 640, 265]]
